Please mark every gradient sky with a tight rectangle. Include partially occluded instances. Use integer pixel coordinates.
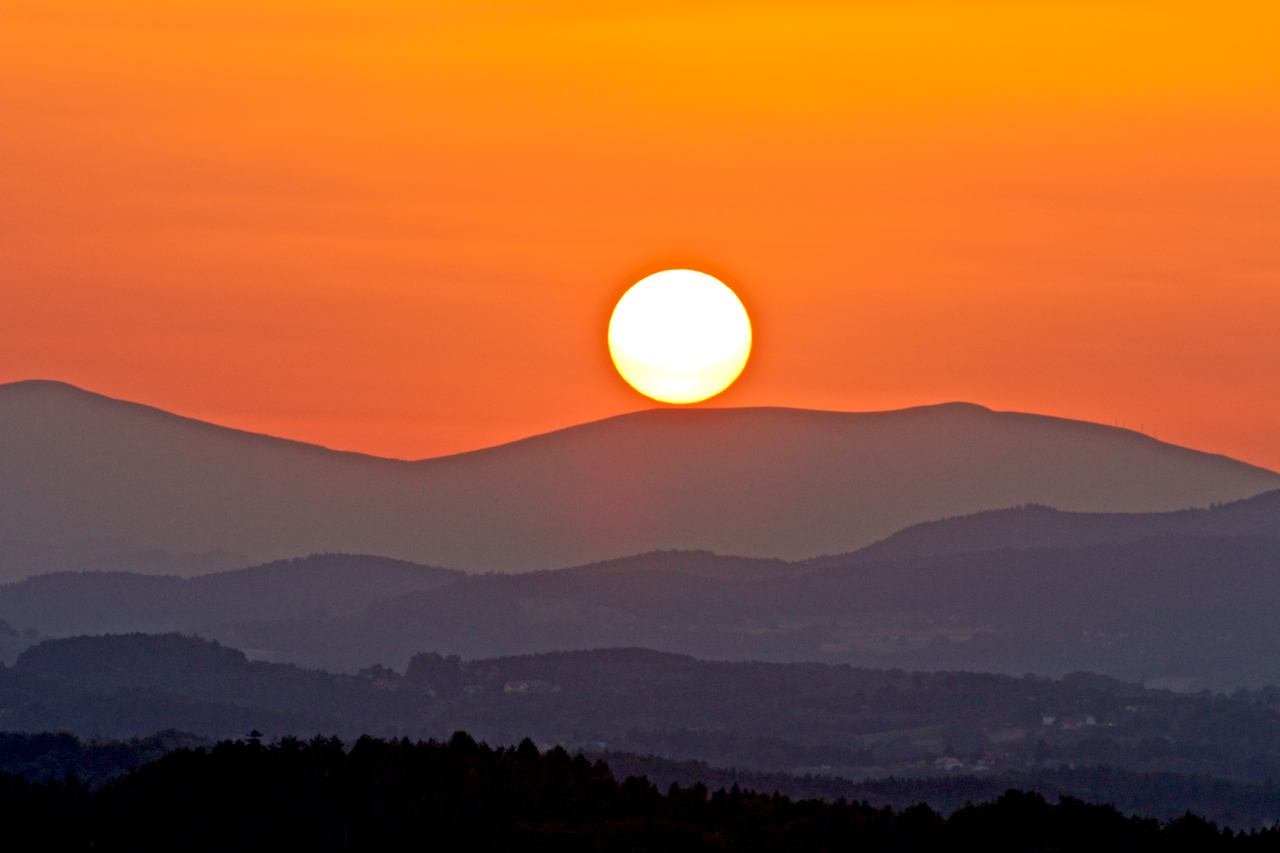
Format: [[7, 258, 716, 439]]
[[2, 1, 1278, 466]]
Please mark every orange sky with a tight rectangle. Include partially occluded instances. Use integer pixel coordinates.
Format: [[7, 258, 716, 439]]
[[2, 1, 1278, 466]]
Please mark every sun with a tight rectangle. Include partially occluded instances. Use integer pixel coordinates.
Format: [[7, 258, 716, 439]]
[[608, 269, 752, 404]]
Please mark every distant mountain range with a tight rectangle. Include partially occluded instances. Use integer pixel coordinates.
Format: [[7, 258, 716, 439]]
[[0, 554, 461, 637], [3, 380, 1277, 575], [4, 489, 1280, 686], [833, 492, 1280, 564]]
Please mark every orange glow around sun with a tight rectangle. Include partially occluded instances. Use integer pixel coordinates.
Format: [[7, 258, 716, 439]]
[[0, 2, 1278, 465], [609, 271, 751, 404]]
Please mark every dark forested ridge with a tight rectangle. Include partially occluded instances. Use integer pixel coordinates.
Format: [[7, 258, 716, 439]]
[[3, 732, 1278, 852], [0, 730, 206, 787], [5, 635, 1280, 788], [6, 731, 1280, 829], [598, 752, 1280, 829]]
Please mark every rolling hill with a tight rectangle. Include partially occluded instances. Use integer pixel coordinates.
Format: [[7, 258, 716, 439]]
[[4, 634, 1280, 798], [0, 554, 462, 638], [212, 535, 1278, 686], [5, 486, 1280, 685], [828, 488, 1280, 565], [2, 380, 1277, 575]]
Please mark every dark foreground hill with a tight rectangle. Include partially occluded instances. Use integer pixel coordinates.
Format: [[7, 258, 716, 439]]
[[8, 733, 1277, 853], [4, 380, 1277, 575], [6, 730, 1280, 829], [5, 635, 1280, 785], [0, 731, 206, 788], [600, 752, 1280, 829]]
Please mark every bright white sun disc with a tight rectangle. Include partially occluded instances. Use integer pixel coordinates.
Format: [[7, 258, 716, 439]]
[[608, 269, 752, 404]]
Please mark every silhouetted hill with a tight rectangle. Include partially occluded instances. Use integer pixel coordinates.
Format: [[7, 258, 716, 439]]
[[3, 634, 408, 738], [598, 753, 1280, 828], [6, 512, 1280, 686], [176, 535, 1280, 688], [5, 730, 1280, 828], [6, 732, 1274, 851], [0, 539, 251, 585], [4, 380, 1277, 574], [0, 731, 207, 788], [4, 636, 1280, 788], [564, 550, 800, 581], [0, 554, 461, 637], [825, 488, 1280, 565]]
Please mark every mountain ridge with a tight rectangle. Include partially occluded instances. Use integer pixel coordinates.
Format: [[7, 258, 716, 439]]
[[809, 487, 1280, 566], [4, 482, 1280, 683], [7, 527, 1280, 686], [3, 379, 1278, 574], [0, 553, 462, 638]]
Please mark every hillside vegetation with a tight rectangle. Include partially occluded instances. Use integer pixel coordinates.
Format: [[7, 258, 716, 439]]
[[4, 732, 1278, 852], [4, 635, 1280, 787]]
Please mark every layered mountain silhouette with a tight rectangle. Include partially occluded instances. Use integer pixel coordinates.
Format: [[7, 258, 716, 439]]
[[0, 554, 462, 637], [4, 490, 1280, 686], [3, 380, 1277, 575], [813, 487, 1280, 565], [228, 536, 1279, 687], [6, 633, 1280, 792]]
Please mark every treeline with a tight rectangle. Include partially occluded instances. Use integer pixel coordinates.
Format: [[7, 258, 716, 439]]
[[5, 730, 1280, 829], [0, 730, 206, 788], [3, 732, 1279, 852], [600, 752, 1280, 828]]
